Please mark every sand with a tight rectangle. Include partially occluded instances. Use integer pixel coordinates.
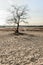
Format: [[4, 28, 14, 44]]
[[0, 30, 43, 65]]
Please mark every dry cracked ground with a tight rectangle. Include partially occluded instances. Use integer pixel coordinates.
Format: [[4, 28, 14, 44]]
[[0, 30, 43, 65]]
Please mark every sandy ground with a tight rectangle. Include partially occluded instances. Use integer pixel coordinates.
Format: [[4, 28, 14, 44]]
[[0, 30, 43, 65]]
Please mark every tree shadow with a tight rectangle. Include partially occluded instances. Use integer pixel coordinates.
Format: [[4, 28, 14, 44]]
[[9, 32, 28, 36], [9, 32, 37, 37]]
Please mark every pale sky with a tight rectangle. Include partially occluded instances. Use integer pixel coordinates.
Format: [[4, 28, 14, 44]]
[[0, 0, 43, 25]]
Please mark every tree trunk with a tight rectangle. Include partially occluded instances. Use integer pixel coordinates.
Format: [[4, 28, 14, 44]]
[[16, 22, 19, 33], [15, 18, 19, 33]]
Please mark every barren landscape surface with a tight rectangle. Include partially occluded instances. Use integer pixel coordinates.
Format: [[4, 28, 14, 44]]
[[0, 29, 43, 65]]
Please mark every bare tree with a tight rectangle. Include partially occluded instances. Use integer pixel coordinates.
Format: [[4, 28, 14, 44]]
[[7, 5, 29, 33]]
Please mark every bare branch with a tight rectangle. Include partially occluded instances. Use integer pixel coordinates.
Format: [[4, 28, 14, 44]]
[[6, 5, 29, 29]]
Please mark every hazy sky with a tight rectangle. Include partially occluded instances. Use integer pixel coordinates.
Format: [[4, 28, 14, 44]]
[[0, 0, 43, 25]]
